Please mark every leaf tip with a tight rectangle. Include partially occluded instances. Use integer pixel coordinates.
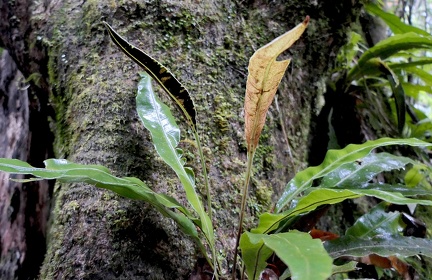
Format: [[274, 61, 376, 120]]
[[102, 21, 110, 29], [304, 15, 310, 26]]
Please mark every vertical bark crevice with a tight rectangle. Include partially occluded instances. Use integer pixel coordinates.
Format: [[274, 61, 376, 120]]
[[0, 0, 55, 272], [0, 49, 29, 280]]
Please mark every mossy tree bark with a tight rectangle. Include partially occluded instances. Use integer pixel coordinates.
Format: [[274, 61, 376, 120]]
[[0, 43, 53, 280], [0, 49, 30, 279], [1, 0, 361, 279]]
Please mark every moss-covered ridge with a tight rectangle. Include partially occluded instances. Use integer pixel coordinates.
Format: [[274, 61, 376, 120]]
[[38, 0, 361, 278]]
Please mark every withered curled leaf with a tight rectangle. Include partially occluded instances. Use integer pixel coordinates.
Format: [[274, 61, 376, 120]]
[[244, 17, 309, 151]]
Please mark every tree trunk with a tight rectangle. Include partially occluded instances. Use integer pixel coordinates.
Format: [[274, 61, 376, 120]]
[[0, 0, 362, 279], [0, 48, 53, 279], [0, 49, 29, 280]]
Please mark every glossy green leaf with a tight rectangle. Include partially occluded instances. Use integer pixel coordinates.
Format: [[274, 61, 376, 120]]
[[338, 188, 432, 205], [250, 212, 287, 234], [404, 164, 432, 188], [0, 158, 200, 242], [254, 189, 361, 234], [321, 152, 415, 189], [335, 183, 431, 197], [391, 58, 432, 71], [348, 33, 432, 81], [345, 203, 403, 238], [405, 116, 432, 142], [343, 58, 432, 83], [275, 138, 432, 212], [240, 231, 332, 280], [365, 3, 430, 36], [260, 184, 432, 233], [315, 184, 432, 207], [104, 22, 196, 127], [403, 83, 432, 99], [136, 73, 214, 249], [262, 161, 430, 234], [404, 66, 432, 87], [325, 234, 432, 259], [239, 232, 273, 280], [358, 33, 432, 65], [290, 189, 362, 219], [338, 32, 362, 67]]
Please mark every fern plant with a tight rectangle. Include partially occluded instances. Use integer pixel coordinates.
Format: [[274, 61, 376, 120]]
[[332, 2, 432, 138], [0, 15, 432, 280]]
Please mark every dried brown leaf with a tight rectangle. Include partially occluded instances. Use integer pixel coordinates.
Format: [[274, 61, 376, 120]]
[[244, 16, 309, 151], [309, 228, 339, 241], [357, 254, 412, 280]]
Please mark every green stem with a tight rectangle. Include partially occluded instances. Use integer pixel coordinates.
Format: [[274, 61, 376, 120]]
[[232, 149, 255, 280], [193, 128, 212, 220], [192, 127, 218, 279]]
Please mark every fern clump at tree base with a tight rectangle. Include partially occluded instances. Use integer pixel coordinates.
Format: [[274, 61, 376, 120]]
[[1, 13, 432, 280]]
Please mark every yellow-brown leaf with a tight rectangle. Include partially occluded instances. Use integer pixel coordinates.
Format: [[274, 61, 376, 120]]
[[244, 16, 309, 151]]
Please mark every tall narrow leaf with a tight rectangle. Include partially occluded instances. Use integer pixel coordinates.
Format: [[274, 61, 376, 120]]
[[320, 152, 416, 189], [275, 138, 432, 212], [348, 32, 432, 81], [345, 203, 403, 238], [0, 159, 201, 246], [244, 16, 309, 151], [136, 73, 215, 257], [233, 18, 310, 277], [354, 59, 432, 79], [105, 21, 213, 228], [365, 3, 430, 36], [254, 183, 432, 235], [325, 235, 432, 259], [104, 22, 196, 127], [253, 189, 361, 234]]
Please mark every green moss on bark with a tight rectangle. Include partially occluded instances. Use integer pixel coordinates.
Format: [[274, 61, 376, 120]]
[[37, 0, 361, 278]]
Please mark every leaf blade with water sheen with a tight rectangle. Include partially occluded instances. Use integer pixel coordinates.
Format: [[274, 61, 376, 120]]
[[325, 235, 432, 259], [345, 203, 403, 238], [254, 189, 361, 234], [0, 158, 200, 241], [275, 138, 432, 212], [321, 152, 415, 189], [136, 73, 214, 249], [257, 181, 431, 235]]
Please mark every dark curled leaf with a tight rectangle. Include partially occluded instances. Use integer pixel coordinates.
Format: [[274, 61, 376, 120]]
[[103, 22, 196, 127]]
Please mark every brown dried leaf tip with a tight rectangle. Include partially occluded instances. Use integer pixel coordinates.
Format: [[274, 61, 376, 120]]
[[244, 16, 309, 152]]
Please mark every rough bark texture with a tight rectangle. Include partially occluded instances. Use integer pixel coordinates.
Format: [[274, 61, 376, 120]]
[[1, 0, 361, 279], [0, 49, 52, 279], [0, 49, 29, 280]]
